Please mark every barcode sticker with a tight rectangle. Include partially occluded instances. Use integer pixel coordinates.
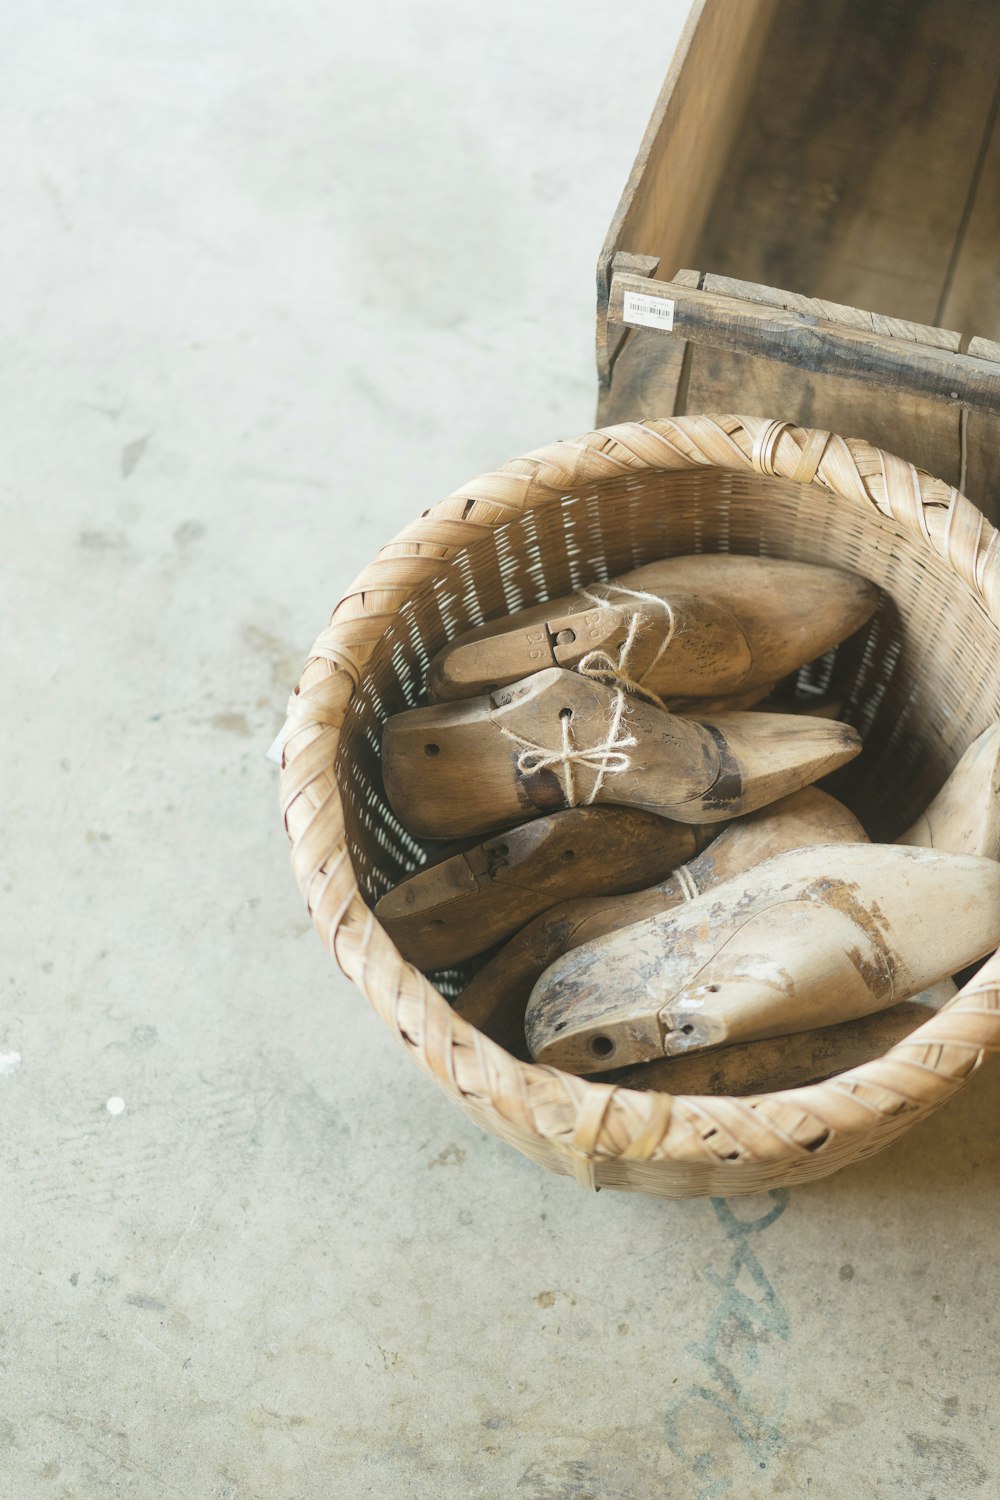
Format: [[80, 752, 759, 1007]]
[[623, 291, 675, 331]]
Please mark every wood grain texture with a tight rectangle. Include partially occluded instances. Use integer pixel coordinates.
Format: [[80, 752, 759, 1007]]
[[680, 273, 967, 488], [945, 105, 1000, 512], [374, 806, 711, 969], [611, 983, 958, 1097], [754, 689, 843, 721], [695, 0, 1000, 323], [597, 268, 698, 426], [939, 105, 1000, 343], [599, 252, 661, 395], [454, 787, 867, 1056], [604, 271, 1000, 497], [596, 0, 778, 390], [597, 0, 1000, 516], [382, 667, 861, 838], [898, 724, 1000, 858], [680, 355, 965, 490], [698, 275, 960, 351], [609, 273, 1000, 417], [427, 554, 877, 703], [525, 845, 1000, 1074]]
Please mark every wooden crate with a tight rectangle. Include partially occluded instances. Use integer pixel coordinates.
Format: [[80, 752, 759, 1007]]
[[597, 0, 1000, 520]]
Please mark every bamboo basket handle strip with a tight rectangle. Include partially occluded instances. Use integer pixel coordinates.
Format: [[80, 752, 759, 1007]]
[[280, 417, 1000, 1172]]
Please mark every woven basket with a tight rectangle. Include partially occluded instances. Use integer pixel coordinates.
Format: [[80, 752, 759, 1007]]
[[280, 416, 1000, 1198]]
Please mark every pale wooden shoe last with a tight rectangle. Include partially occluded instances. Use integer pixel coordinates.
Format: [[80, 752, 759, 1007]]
[[455, 787, 867, 1053], [382, 667, 861, 838], [525, 844, 1000, 1074], [426, 555, 878, 704], [374, 806, 712, 969]]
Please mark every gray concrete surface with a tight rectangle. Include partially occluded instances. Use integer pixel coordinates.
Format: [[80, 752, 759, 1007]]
[[3, 3, 1000, 1496]]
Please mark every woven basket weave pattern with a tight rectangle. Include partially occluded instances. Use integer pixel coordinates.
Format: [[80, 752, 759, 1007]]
[[281, 416, 1000, 1198]]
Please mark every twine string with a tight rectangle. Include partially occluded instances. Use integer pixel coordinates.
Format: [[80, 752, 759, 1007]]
[[494, 582, 673, 808], [673, 863, 700, 903], [574, 585, 676, 711], [499, 689, 636, 808]]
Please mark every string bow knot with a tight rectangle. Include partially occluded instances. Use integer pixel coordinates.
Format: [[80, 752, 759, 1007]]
[[575, 584, 676, 711], [500, 690, 636, 808]]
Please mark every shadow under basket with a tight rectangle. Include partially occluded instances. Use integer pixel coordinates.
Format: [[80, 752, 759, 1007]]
[[281, 416, 1000, 1199]]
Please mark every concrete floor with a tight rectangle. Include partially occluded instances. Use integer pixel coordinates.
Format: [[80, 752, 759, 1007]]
[[4, 3, 1000, 1496]]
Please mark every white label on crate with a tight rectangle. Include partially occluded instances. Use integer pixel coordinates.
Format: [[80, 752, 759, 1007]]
[[623, 290, 675, 331]]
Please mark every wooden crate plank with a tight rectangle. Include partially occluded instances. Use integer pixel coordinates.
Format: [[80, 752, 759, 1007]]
[[609, 274, 1000, 416], [965, 354, 1000, 523], [940, 102, 1000, 521], [597, 251, 660, 396], [702, 276, 961, 353], [598, 269, 697, 426], [695, 0, 1000, 326], [596, 0, 779, 388], [596, 0, 1000, 520], [684, 345, 963, 487], [964, 413, 1000, 523], [686, 276, 963, 484], [938, 93, 1000, 341]]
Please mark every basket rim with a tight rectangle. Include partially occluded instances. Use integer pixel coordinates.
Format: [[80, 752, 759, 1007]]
[[279, 415, 1000, 1181]]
